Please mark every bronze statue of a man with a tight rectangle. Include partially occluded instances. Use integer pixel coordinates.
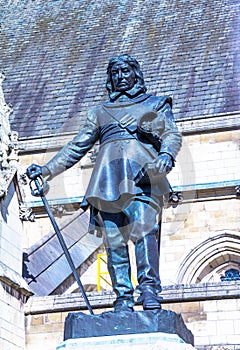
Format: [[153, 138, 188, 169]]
[[27, 54, 182, 312]]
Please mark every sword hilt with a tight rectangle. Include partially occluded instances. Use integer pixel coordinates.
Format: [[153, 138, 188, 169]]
[[29, 175, 45, 197]]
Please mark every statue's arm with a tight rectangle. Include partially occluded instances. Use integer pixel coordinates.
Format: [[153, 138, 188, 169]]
[[157, 102, 182, 162], [43, 112, 99, 180], [153, 101, 182, 174]]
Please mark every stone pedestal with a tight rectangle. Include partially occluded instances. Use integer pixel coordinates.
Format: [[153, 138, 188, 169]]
[[56, 332, 196, 350], [58, 309, 195, 349], [64, 309, 194, 345]]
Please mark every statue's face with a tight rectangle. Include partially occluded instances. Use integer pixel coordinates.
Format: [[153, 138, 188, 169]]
[[111, 61, 136, 92]]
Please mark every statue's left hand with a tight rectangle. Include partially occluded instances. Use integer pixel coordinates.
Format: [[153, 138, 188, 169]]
[[154, 153, 173, 175], [26, 164, 50, 195], [26, 164, 43, 180]]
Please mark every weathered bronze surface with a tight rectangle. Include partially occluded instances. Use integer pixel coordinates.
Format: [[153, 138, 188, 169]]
[[64, 309, 194, 346], [27, 54, 182, 311]]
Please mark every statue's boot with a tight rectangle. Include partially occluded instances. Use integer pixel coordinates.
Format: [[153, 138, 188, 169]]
[[106, 245, 135, 312], [135, 233, 163, 310]]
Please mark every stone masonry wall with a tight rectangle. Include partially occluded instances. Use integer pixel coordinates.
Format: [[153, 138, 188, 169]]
[[18, 118, 239, 350], [24, 283, 240, 350], [0, 151, 25, 349], [0, 71, 31, 350], [19, 127, 239, 250]]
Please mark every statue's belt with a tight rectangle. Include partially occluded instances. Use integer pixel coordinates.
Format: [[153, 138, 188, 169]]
[[99, 107, 162, 155]]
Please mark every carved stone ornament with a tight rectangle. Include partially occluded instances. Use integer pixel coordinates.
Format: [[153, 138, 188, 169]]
[[19, 202, 35, 222], [235, 185, 240, 198], [49, 204, 66, 217], [0, 71, 20, 199]]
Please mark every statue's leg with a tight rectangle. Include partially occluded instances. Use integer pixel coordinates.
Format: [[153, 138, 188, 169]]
[[124, 199, 163, 310], [97, 211, 135, 312], [106, 245, 135, 312], [135, 232, 163, 310]]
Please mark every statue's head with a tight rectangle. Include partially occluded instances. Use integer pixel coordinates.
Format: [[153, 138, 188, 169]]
[[106, 54, 147, 95]]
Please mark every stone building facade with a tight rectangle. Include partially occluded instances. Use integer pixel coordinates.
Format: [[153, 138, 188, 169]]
[[0, 0, 239, 349], [0, 73, 32, 350], [19, 108, 240, 350]]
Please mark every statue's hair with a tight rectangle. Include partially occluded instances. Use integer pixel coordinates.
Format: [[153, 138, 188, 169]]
[[106, 54, 147, 94]]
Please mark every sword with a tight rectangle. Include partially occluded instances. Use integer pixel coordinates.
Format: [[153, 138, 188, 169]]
[[28, 174, 94, 315]]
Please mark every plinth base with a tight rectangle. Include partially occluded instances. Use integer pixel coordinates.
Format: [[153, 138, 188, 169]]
[[64, 309, 194, 345], [57, 332, 196, 350]]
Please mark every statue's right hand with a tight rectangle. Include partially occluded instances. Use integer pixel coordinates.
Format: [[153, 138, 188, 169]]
[[26, 164, 43, 180]]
